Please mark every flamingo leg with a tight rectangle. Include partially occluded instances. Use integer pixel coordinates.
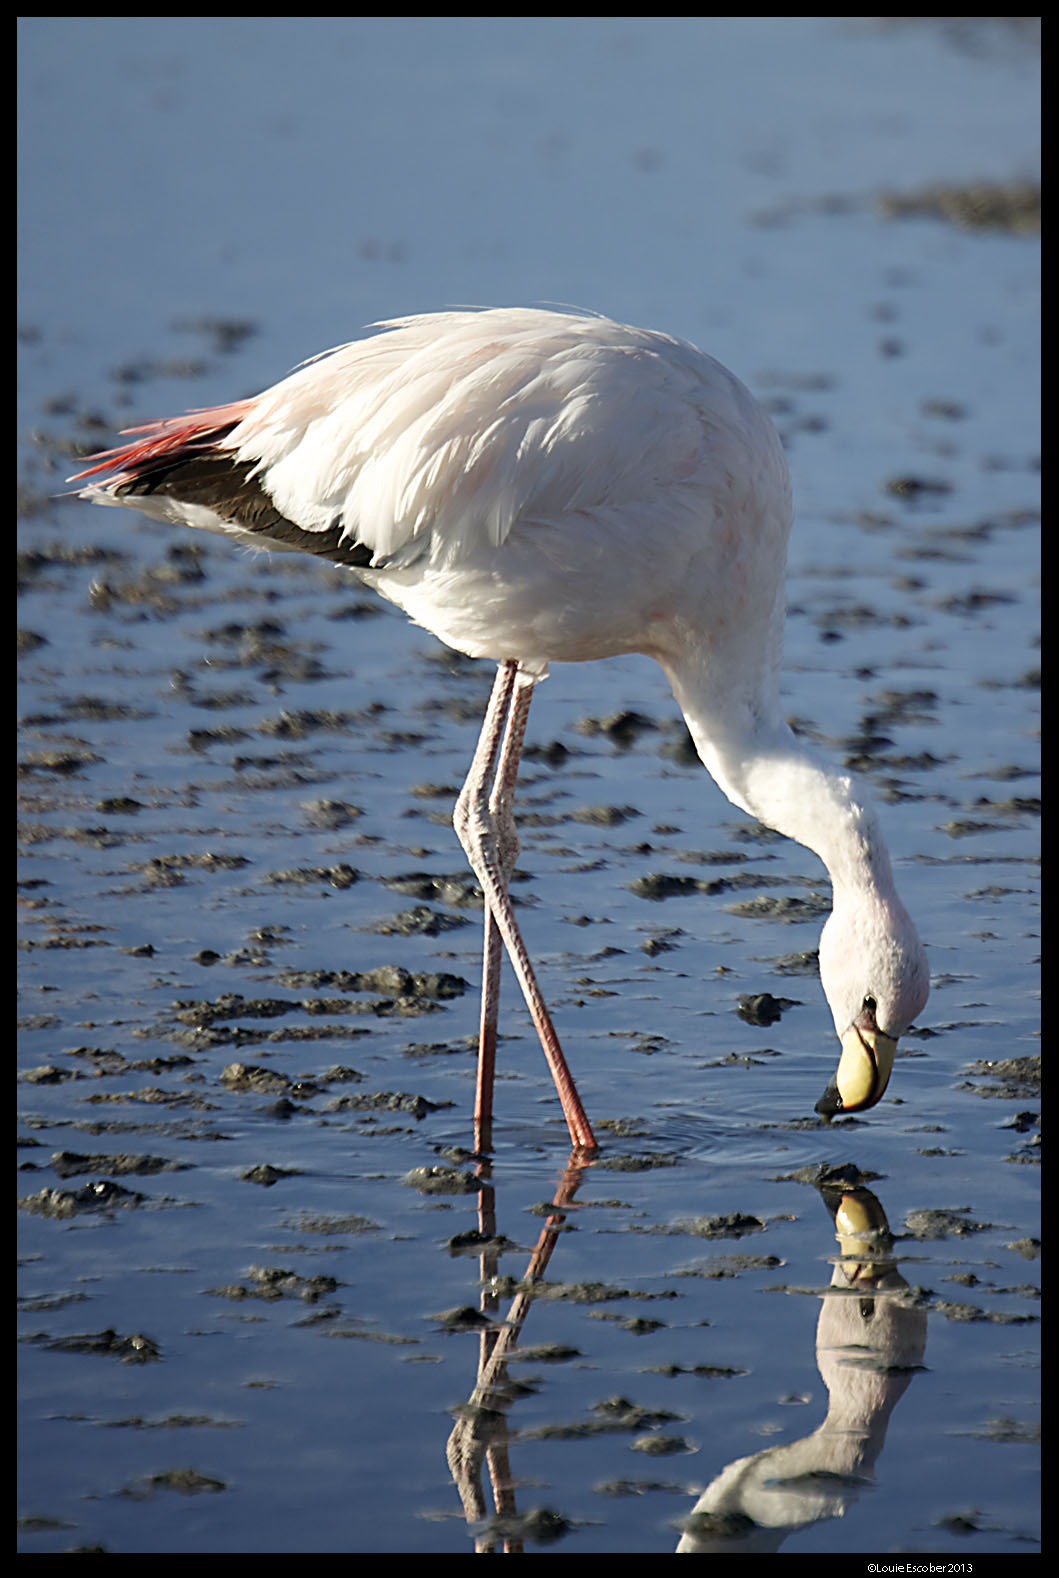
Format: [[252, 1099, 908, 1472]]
[[474, 912, 504, 1152], [455, 661, 597, 1151], [476, 665, 534, 1128], [468, 667, 518, 1150]]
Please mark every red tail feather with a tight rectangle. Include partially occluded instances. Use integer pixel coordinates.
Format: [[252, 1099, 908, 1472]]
[[69, 398, 255, 483]]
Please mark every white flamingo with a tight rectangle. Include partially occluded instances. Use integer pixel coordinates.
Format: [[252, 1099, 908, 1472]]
[[73, 307, 929, 1149]]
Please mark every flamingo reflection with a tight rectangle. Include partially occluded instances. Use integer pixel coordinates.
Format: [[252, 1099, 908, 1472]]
[[442, 1163, 926, 1552]]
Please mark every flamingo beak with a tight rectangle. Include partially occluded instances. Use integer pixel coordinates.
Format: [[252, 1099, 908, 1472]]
[[815, 1018, 897, 1117]]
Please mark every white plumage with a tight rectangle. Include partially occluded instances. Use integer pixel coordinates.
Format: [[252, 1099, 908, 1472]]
[[74, 307, 929, 1148]]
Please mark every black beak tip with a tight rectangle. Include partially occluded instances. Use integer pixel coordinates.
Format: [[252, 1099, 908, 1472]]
[[815, 1082, 842, 1118]]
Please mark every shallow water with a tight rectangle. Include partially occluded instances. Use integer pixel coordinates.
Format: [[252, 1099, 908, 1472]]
[[18, 17, 1038, 1556]]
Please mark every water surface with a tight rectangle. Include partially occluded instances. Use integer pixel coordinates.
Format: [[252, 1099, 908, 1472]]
[[18, 17, 1039, 1556]]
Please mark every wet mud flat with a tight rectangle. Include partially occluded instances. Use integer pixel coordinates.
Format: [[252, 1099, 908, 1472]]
[[18, 26, 1039, 1543], [18, 328, 1040, 1549]]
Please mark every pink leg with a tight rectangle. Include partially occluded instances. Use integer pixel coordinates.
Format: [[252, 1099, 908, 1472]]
[[461, 664, 518, 1150], [455, 661, 597, 1151], [475, 668, 529, 1139], [474, 913, 503, 1153]]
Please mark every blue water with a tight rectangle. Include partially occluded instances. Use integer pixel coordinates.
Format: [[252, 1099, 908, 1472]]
[[19, 16, 1038, 1556]]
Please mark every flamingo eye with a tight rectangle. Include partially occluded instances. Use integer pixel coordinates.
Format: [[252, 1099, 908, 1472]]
[[862, 996, 877, 1013]]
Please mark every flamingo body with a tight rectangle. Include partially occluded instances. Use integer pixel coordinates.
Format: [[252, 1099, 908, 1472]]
[[74, 307, 929, 1144]]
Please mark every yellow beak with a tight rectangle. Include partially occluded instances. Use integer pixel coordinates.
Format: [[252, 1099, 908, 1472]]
[[815, 1021, 897, 1117]]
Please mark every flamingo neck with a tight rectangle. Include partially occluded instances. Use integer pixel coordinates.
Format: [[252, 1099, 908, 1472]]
[[663, 659, 896, 903]]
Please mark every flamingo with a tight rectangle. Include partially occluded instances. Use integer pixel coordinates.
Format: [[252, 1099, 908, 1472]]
[[72, 307, 930, 1150]]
